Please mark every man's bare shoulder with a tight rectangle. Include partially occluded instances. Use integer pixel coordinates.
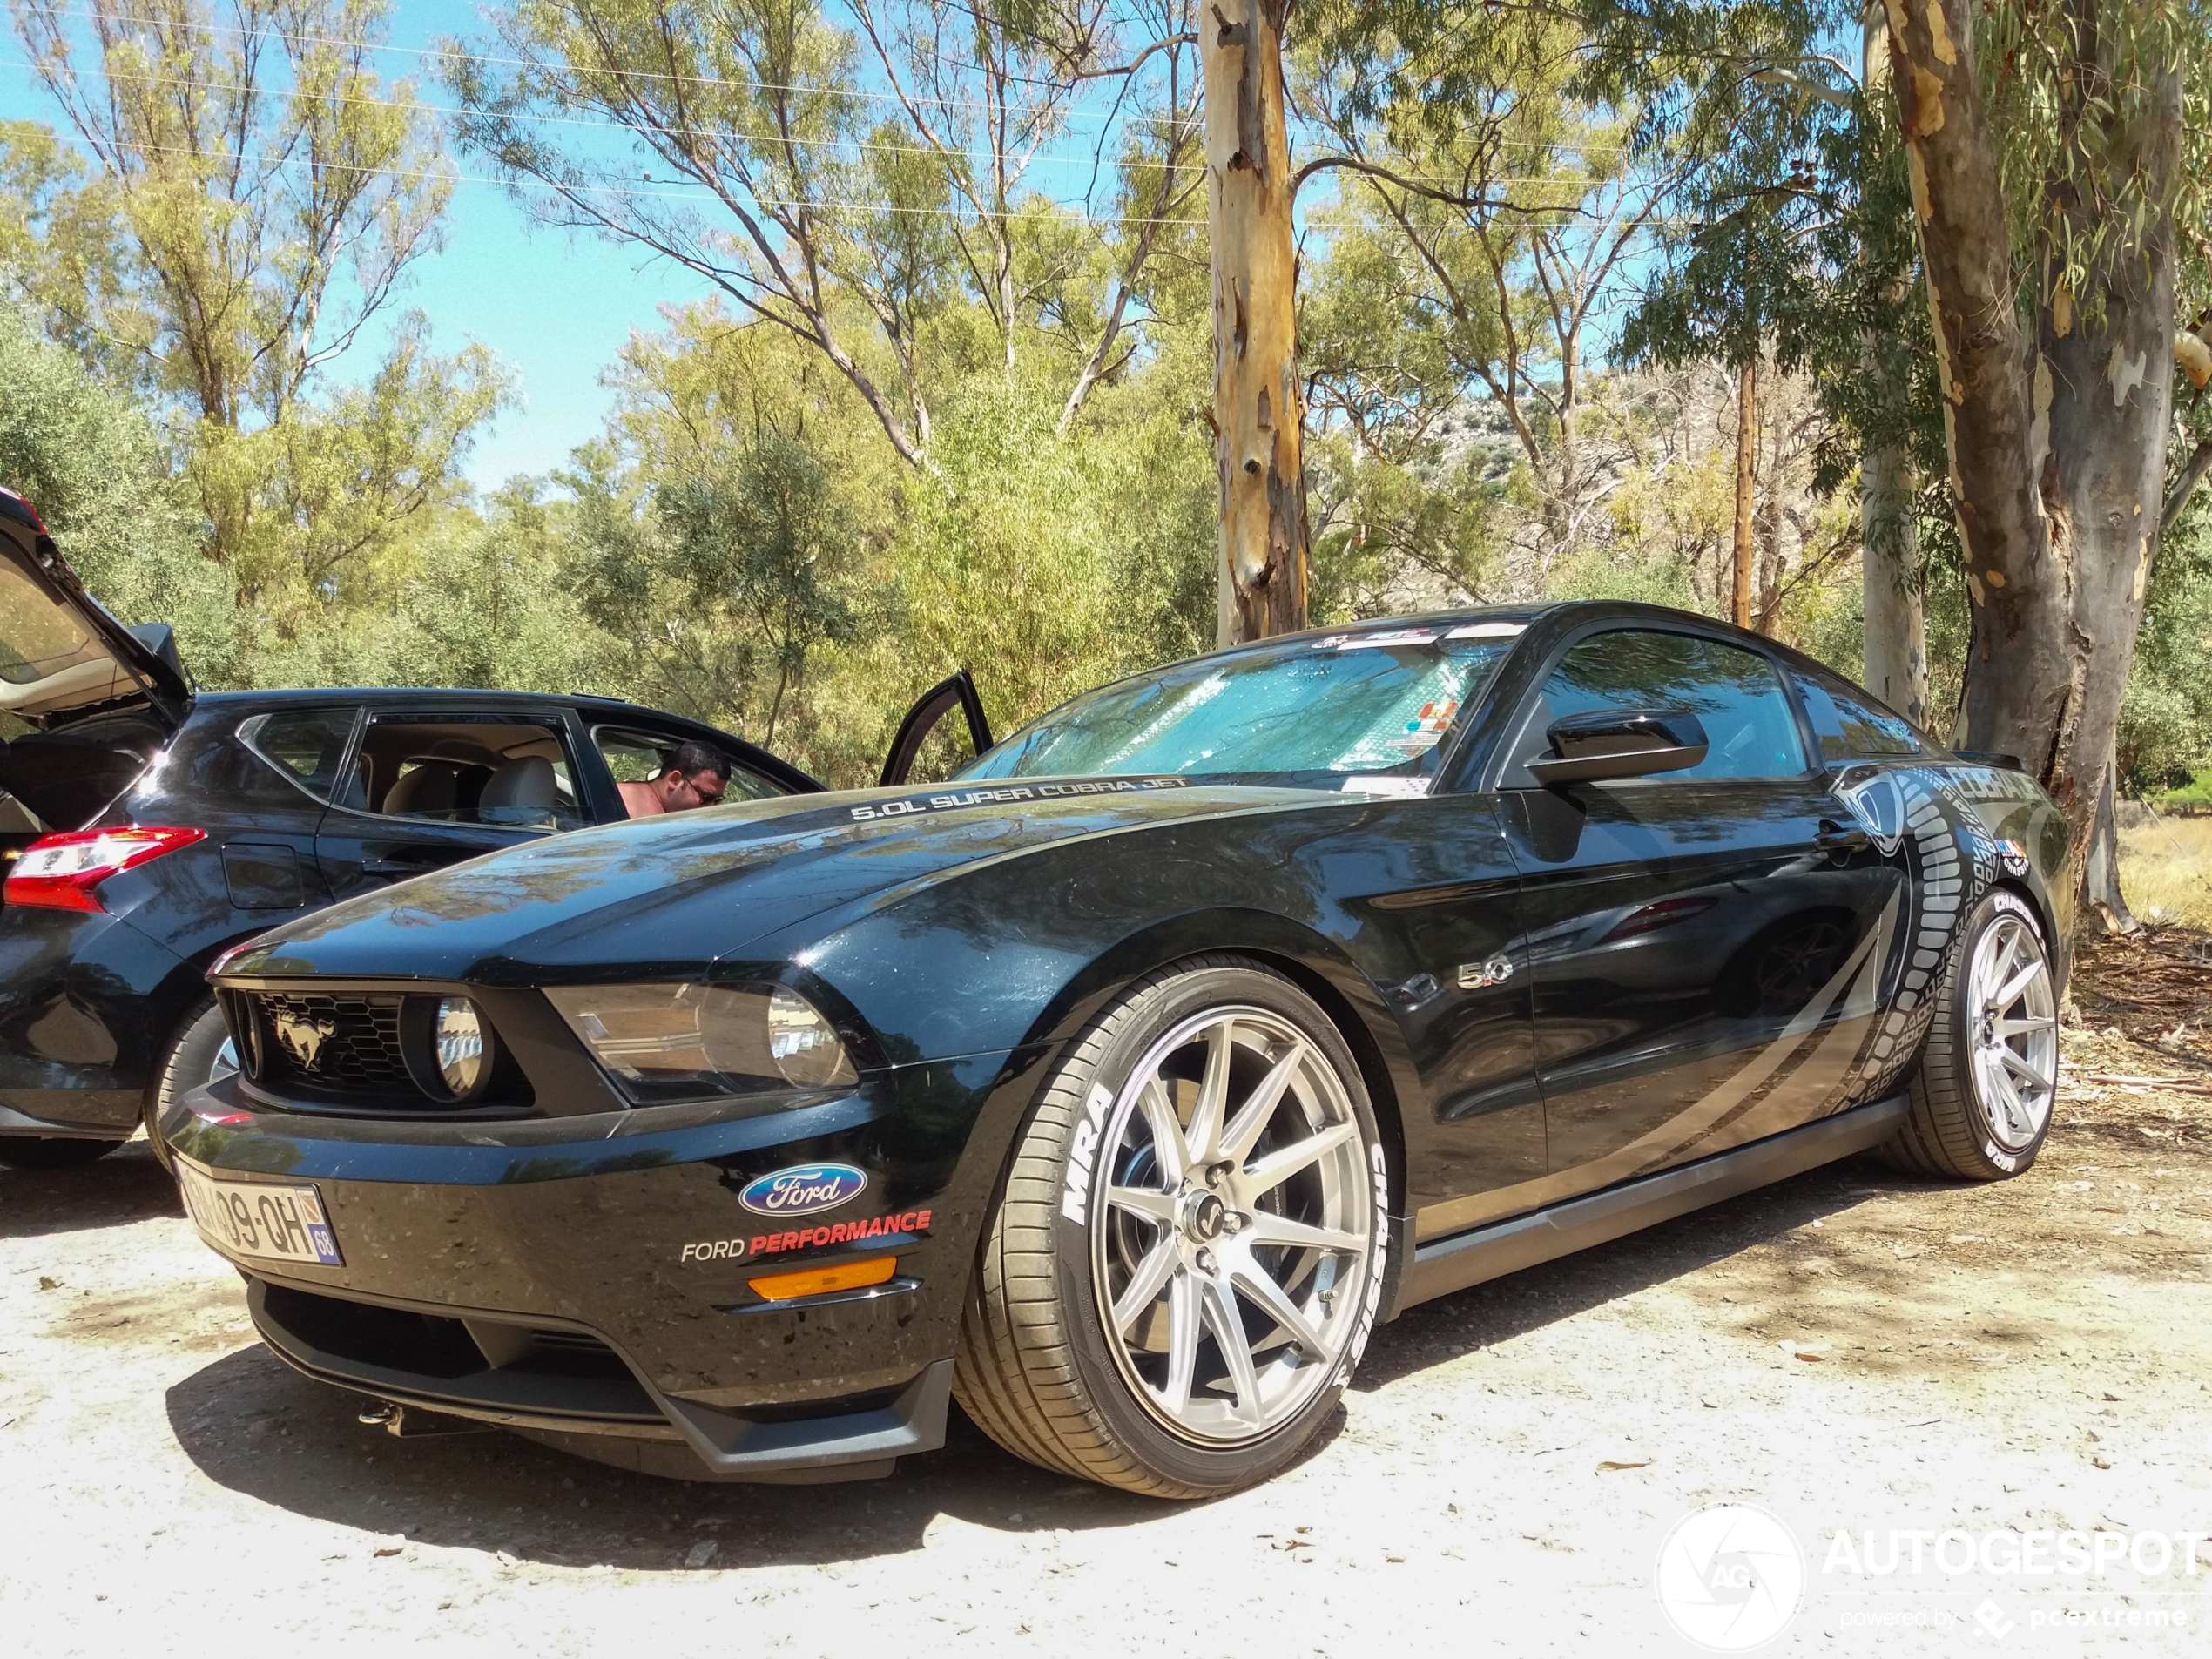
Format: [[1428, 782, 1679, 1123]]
[[617, 779, 664, 818]]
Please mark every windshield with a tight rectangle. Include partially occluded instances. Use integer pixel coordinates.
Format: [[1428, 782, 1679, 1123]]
[[958, 623, 1523, 789]]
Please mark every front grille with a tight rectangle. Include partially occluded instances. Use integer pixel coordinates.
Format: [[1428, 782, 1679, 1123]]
[[252, 991, 409, 1089]]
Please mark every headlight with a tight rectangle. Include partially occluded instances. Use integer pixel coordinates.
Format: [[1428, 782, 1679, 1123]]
[[543, 982, 859, 1100]]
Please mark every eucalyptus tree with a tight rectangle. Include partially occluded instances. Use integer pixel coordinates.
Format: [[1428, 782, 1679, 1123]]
[[448, 0, 1201, 469], [1621, 3, 1943, 719], [1881, 0, 2209, 927], [8, 0, 501, 597]]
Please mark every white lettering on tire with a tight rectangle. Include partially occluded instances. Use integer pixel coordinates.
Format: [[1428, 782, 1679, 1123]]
[[1060, 1082, 1116, 1225]]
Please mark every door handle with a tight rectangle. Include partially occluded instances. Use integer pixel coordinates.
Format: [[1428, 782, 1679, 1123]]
[[361, 859, 442, 878], [1813, 819, 1870, 853]]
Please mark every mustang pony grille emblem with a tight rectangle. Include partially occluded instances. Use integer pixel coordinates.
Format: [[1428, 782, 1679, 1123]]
[[272, 1009, 338, 1070]]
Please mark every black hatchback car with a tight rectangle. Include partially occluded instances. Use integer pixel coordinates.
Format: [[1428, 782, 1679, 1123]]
[[0, 487, 828, 1170]]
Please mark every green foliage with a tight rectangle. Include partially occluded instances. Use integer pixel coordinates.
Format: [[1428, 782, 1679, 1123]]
[[2120, 500, 2212, 792], [0, 305, 237, 681], [4, 0, 496, 604], [892, 373, 1211, 732]]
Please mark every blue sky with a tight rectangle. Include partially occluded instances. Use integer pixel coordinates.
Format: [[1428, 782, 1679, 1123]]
[[0, 2, 719, 488]]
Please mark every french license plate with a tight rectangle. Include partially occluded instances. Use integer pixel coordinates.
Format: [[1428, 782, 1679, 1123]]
[[177, 1164, 344, 1267]]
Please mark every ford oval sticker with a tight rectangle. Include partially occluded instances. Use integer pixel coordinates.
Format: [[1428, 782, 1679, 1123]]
[[737, 1163, 869, 1217]]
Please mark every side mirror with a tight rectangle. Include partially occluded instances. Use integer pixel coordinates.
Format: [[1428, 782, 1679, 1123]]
[[1527, 709, 1710, 788]]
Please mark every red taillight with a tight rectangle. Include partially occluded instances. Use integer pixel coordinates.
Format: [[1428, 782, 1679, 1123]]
[[3, 827, 206, 913]]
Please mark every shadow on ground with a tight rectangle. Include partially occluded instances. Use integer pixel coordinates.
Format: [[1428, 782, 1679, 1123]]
[[156, 1157, 1929, 1570], [164, 1337, 1312, 1569], [1354, 1152, 1960, 1390], [0, 1138, 182, 1241]]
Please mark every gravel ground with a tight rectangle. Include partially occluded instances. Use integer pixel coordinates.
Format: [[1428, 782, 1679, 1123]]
[[3, 994, 2209, 1657]]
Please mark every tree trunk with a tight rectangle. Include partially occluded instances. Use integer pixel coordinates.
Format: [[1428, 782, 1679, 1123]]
[[1861, 438, 1927, 725], [1884, 0, 2179, 935], [1204, 0, 1307, 646], [1731, 359, 1757, 628], [2080, 762, 2134, 932]]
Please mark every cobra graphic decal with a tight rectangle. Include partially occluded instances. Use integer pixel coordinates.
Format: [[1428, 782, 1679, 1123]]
[[1847, 764, 2013, 1099]]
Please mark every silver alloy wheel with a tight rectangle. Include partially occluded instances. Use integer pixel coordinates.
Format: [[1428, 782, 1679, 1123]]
[[1087, 1006, 1375, 1447], [1966, 912, 2058, 1150]]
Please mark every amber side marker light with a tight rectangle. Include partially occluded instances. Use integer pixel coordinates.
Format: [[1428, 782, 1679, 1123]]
[[747, 1256, 898, 1302]]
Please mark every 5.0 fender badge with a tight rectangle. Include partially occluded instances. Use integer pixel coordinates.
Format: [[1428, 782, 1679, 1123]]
[[737, 1163, 868, 1217]]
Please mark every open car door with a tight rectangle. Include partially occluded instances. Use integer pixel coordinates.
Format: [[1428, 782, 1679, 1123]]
[[880, 669, 995, 787], [0, 488, 194, 828]]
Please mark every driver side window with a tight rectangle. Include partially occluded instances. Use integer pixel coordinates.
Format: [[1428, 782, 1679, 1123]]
[[1517, 630, 1806, 782]]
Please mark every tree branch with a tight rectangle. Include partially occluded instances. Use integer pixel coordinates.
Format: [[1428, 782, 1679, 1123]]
[[2162, 438, 2212, 536]]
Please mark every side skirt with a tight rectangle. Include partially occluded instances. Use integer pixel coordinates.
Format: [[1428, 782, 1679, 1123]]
[[1392, 1093, 1908, 1315]]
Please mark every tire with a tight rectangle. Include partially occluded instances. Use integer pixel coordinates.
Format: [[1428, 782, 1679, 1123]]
[[144, 999, 239, 1174], [1884, 888, 2060, 1181], [0, 1136, 123, 1171], [954, 955, 1390, 1498]]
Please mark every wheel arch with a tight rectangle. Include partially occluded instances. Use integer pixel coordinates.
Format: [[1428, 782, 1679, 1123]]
[[1010, 909, 1419, 1217], [1986, 875, 2067, 998]]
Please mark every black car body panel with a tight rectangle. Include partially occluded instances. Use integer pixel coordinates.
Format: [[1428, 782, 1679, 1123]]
[[165, 601, 2073, 1480]]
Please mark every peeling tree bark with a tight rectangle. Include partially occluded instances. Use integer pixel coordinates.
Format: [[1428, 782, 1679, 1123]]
[[1862, 438, 1927, 725], [1885, 0, 2181, 934], [1203, 0, 1307, 645], [1859, 9, 1926, 725], [1731, 360, 1757, 629]]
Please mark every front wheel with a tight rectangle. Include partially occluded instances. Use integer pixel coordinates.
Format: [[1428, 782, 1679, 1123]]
[[1885, 888, 2060, 1180], [144, 1000, 239, 1173], [954, 956, 1389, 1498]]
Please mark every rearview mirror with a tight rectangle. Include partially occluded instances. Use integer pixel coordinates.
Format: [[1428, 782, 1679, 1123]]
[[1527, 709, 1709, 788]]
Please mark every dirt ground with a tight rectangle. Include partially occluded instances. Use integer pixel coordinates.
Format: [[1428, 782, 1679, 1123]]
[[3, 934, 2209, 1658]]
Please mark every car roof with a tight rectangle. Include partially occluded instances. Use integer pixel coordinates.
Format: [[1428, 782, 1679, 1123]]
[[193, 687, 683, 713]]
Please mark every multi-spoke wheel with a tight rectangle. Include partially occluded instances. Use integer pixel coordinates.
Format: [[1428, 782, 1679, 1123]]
[[954, 957, 1388, 1496], [1887, 888, 2060, 1179]]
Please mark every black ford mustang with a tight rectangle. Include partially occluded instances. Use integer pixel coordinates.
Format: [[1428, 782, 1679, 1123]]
[[169, 604, 2068, 1496]]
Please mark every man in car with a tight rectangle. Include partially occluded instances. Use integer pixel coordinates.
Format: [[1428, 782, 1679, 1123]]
[[617, 741, 732, 818]]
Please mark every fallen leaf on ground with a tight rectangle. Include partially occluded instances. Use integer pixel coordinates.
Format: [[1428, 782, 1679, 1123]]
[[1596, 1460, 1649, 1472], [37, 1277, 57, 1291]]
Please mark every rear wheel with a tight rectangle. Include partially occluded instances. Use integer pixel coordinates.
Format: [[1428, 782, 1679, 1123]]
[[144, 1000, 239, 1173], [1885, 888, 2059, 1180], [0, 1136, 123, 1171], [954, 956, 1389, 1498]]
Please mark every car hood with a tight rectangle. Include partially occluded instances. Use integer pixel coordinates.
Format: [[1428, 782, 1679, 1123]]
[[224, 776, 1343, 982]]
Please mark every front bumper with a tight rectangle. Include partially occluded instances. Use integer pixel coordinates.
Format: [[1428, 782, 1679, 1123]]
[[169, 1045, 1039, 1480], [246, 1276, 954, 1481]]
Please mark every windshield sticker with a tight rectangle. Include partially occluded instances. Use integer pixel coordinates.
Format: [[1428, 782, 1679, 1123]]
[[1446, 621, 1526, 639], [1407, 698, 1458, 737], [1321, 627, 1439, 651], [848, 776, 1189, 822], [1340, 776, 1431, 798]]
